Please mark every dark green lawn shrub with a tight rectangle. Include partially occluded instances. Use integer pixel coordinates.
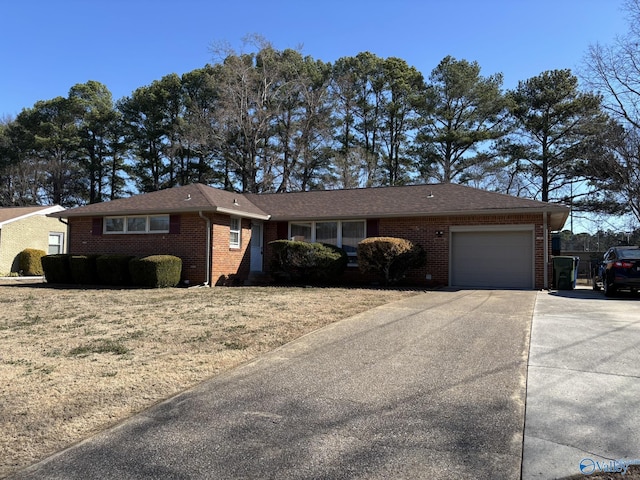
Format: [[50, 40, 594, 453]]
[[269, 240, 347, 284], [41, 254, 72, 284], [96, 254, 135, 286], [70, 255, 101, 285], [313, 243, 348, 281], [129, 255, 182, 288], [18, 248, 46, 276], [357, 237, 426, 285]]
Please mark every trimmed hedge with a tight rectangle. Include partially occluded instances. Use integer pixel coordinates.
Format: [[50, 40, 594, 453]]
[[18, 248, 46, 276], [43, 253, 183, 287], [42, 254, 72, 284], [96, 254, 135, 286], [269, 240, 348, 283], [357, 237, 426, 285], [70, 255, 100, 285], [129, 255, 182, 288]]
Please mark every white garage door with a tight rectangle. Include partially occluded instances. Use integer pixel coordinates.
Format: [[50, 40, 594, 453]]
[[450, 229, 534, 288]]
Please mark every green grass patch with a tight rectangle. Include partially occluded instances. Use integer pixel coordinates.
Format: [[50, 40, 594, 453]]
[[68, 339, 129, 357], [11, 314, 43, 328], [224, 324, 246, 331], [223, 340, 247, 350], [184, 330, 212, 343]]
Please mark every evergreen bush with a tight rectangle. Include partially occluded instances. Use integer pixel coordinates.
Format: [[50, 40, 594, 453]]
[[357, 237, 426, 285], [70, 255, 101, 285], [129, 255, 182, 288], [269, 240, 347, 283], [96, 254, 135, 286], [41, 254, 72, 284], [18, 248, 46, 276]]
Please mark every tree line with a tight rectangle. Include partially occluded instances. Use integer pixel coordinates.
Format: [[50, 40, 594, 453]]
[[2, 12, 640, 229], [558, 227, 640, 253]]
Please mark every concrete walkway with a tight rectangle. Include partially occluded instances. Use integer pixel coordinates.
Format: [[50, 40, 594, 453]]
[[10, 290, 534, 480], [523, 287, 640, 479]]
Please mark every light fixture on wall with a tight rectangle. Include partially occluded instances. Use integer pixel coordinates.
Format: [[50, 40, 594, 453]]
[[435, 230, 444, 238]]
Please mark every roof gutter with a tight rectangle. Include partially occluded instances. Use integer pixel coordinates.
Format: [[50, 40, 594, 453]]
[[215, 207, 271, 221], [50, 207, 271, 221], [268, 207, 569, 226], [198, 211, 211, 287]]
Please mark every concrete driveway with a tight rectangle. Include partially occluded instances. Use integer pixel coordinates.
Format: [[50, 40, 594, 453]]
[[523, 287, 640, 479], [10, 290, 534, 480]]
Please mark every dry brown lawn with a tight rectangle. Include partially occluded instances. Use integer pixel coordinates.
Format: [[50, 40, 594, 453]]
[[0, 279, 417, 478]]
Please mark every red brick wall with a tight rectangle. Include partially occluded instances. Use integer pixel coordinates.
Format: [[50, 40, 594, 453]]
[[263, 214, 550, 289], [211, 214, 251, 285], [68, 213, 252, 286], [377, 214, 546, 288], [69, 213, 551, 289]]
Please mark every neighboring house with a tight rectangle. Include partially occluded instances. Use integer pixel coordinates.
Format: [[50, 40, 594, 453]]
[[0, 205, 67, 275], [49, 183, 569, 289]]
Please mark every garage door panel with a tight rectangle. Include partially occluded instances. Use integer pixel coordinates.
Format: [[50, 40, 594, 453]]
[[451, 230, 533, 288]]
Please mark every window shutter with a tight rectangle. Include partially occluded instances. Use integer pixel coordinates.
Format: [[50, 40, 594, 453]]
[[169, 214, 181, 234], [276, 221, 288, 240], [92, 218, 103, 236], [366, 219, 379, 237]]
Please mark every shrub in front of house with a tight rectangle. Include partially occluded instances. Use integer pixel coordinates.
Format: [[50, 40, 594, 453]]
[[96, 254, 135, 286], [129, 255, 182, 288], [41, 254, 72, 284], [313, 243, 349, 282], [357, 237, 426, 285], [70, 255, 101, 285], [18, 248, 46, 276], [269, 240, 348, 284]]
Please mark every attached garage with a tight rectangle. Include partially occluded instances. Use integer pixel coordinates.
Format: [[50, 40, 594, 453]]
[[450, 227, 534, 289]]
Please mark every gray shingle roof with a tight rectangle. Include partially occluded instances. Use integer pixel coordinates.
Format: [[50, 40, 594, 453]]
[[52, 183, 569, 230], [246, 183, 569, 229], [0, 205, 64, 226], [49, 184, 270, 220]]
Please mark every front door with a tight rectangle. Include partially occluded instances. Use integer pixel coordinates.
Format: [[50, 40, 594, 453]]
[[250, 222, 263, 272]]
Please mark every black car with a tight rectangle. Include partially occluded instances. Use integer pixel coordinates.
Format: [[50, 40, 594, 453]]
[[593, 246, 640, 296]]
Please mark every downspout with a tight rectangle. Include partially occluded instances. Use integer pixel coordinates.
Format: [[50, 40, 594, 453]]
[[58, 218, 69, 253], [198, 211, 211, 287], [543, 211, 549, 290]]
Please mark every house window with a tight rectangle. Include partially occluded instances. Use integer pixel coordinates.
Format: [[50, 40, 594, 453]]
[[341, 221, 366, 257], [48, 233, 64, 255], [316, 222, 338, 245], [149, 215, 170, 232], [104, 215, 170, 234], [127, 217, 147, 232], [105, 217, 125, 233], [290, 222, 312, 241], [289, 220, 366, 264], [229, 217, 241, 248]]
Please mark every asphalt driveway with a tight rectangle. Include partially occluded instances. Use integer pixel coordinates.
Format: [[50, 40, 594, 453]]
[[9, 290, 534, 480], [523, 287, 640, 479]]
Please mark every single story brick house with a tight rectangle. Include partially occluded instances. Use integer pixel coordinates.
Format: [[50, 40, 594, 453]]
[[49, 183, 569, 289], [0, 205, 67, 275]]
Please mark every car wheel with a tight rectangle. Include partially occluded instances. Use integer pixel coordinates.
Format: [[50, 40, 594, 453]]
[[604, 277, 617, 297]]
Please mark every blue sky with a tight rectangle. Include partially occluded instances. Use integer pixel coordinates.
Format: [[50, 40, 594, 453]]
[[0, 0, 629, 118]]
